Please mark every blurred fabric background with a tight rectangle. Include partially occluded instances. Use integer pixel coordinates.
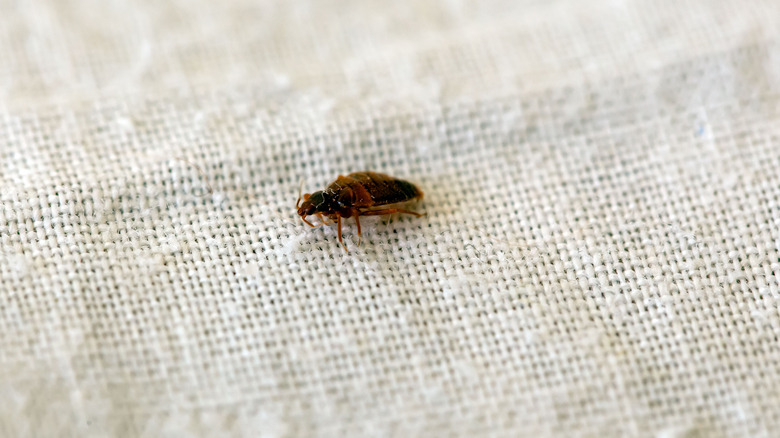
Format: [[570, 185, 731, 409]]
[[2, 0, 780, 436]]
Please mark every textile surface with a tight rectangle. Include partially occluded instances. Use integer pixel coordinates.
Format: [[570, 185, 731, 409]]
[[2, 0, 780, 436]]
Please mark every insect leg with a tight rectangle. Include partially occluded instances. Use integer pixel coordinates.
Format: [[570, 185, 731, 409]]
[[301, 216, 323, 228], [354, 212, 362, 247], [337, 215, 348, 252], [316, 213, 334, 226]]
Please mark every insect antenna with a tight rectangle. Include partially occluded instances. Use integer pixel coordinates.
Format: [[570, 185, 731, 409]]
[[296, 179, 305, 208]]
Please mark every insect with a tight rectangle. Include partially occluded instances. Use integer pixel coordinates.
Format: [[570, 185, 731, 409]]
[[296, 171, 425, 251]]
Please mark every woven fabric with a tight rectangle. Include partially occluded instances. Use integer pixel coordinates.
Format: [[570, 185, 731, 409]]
[[2, 0, 780, 436]]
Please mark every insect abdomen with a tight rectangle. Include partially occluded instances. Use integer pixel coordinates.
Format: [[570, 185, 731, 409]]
[[347, 171, 423, 205]]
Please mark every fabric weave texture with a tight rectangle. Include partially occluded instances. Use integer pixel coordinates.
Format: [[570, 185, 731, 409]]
[[2, 0, 780, 436]]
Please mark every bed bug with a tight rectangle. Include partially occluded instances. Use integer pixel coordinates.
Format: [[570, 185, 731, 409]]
[[296, 171, 425, 251]]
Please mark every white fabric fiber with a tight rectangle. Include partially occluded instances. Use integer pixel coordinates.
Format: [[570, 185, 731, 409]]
[[2, 0, 780, 436]]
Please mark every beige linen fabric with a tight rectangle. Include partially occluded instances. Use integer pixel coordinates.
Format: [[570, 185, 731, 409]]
[[2, 0, 780, 436]]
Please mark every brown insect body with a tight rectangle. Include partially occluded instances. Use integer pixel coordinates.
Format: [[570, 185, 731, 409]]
[[297, 171, 424, 251]]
